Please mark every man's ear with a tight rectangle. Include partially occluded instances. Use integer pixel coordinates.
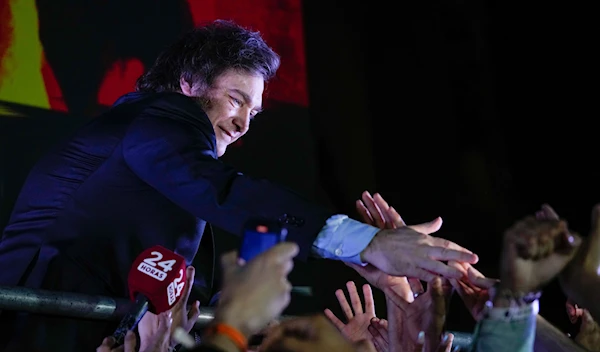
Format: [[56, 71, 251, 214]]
[[180, 77, 193, 96]]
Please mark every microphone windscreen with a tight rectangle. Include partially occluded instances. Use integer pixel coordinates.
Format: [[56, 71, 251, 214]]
[[128, 245, 187, 313]]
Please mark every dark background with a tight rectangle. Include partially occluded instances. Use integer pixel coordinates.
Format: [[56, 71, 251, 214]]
[[0, 0, 594, 337]]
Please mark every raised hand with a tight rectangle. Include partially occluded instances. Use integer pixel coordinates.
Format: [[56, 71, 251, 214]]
[[138, 266, 198, 351], [324, 281, 377, 343], [356, 191, 442, 234], [499, 215, 581, 295], [385, 276, 453, 352], [213, 242, 298, 338]]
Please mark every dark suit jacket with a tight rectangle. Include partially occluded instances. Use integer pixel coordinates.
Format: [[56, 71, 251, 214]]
[[0, 92, 333, 351]]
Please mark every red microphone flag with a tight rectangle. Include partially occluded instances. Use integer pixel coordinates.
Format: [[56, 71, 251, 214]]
[[128, 245, 187, 313]]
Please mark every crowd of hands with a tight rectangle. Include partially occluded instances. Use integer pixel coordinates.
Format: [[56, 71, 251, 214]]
[[96, 192, 600, 352]]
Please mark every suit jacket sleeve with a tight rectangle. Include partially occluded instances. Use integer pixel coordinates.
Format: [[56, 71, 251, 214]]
[[121, 94, 334, 260]]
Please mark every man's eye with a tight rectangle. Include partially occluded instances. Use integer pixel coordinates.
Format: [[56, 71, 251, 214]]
[[232, 98, 242, 106]]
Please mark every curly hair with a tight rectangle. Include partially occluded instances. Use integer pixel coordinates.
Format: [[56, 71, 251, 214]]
[[135, 20, 280, 94]]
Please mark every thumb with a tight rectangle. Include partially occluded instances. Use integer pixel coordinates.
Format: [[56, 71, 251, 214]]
[[410, 217, 443, 235], [264, 242, 299, 262], [123, 330, 137, 352]]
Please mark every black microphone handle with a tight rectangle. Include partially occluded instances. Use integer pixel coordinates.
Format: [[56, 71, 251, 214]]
[[112, 293, 150, 346]]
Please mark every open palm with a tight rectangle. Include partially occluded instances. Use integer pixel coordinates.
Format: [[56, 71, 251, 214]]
[[325, 281, 377, 342]]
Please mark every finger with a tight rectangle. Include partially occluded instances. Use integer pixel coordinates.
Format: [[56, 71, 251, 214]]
[[437, 333, 454, 352], [390, 276, 414, 302], [409, 267, 439, 283], [368, 324, 388, 351], [99, 336, 116, 348], [385, 286, 411, 311], [448, 277, 467, 304], [373, 193, 396, 229], [335, 288, 354, 319], [414, 331, 425, 352], [123, 330, 137, 352], [363, 284, 376, 315], [429, 278, 447, 330], [157, 311, 173, 332], [447, 261, 468, 278], [324, 308, 346, 331], [464, 263, 483, 277], [362, 191, 386, 228], [387, 206, 406, 229], [410, 217, 443, 235], [467, 267, 498, 289], [347, 281, 364, 314], [425, 243, 479, 264], [440, 277, 454, 297], [357, 200, 375, 225], [419, 259, 463, 279], [174, 266, 196, 309], [541, 204, 560, 220], [187, 300, 200, 326], [408, 278, 425, 296], [371, 318, 389, 343], [173, 327, 197, 349]]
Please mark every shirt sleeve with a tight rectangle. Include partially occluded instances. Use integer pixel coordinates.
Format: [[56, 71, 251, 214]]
[[469, 300, 538, 352], [311, 215, 379, 264]]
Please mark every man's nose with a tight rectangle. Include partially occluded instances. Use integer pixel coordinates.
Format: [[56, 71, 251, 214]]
[[233, 110, 252, 135]]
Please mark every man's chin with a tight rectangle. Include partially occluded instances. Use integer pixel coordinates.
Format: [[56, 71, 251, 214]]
[[217, 145, 227, 157]]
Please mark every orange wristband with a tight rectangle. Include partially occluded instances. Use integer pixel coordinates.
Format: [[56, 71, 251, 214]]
[[206, 323, 247, 351]]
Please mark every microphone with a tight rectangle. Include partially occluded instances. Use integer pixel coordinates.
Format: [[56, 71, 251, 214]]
[[112, 245, 188, 345]]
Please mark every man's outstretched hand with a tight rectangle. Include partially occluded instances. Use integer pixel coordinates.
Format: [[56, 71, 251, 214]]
[[357, 191, 478, 282]]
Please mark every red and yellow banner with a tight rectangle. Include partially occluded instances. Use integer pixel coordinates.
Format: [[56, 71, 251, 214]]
[[0, 0, 307, 116]]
